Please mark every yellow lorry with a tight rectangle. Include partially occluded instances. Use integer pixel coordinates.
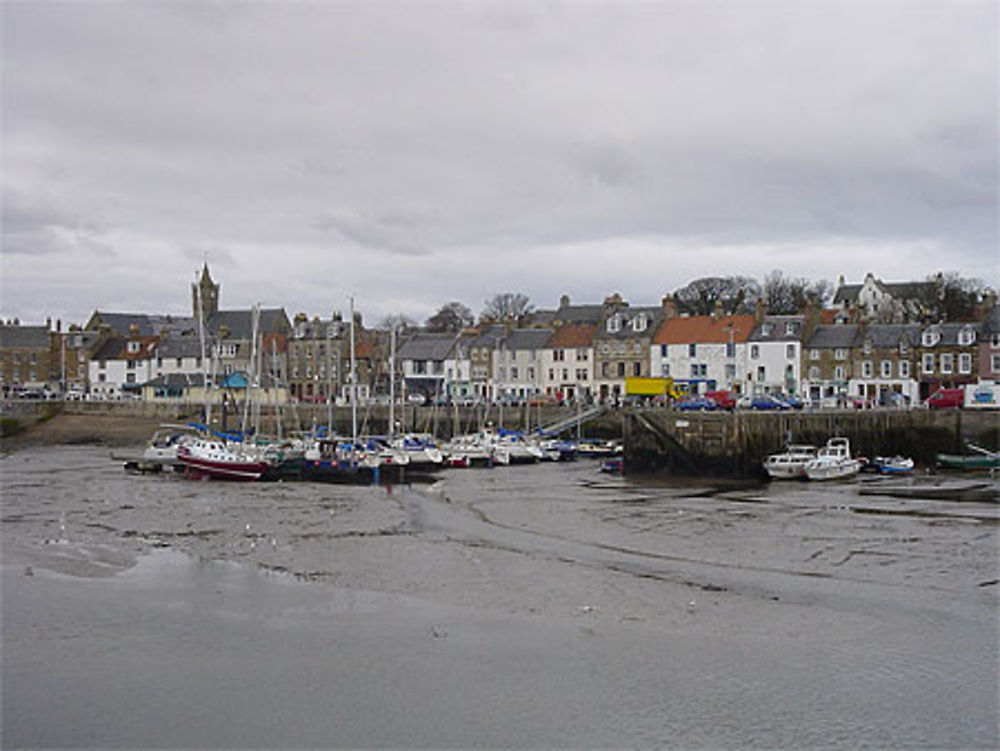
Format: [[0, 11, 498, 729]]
[[624, 376, 687, 400]]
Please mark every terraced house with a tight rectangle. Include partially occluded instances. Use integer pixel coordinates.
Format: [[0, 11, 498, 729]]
[[593, 294, 664, 404], [916, 322, 980, 400], [0, 321, 55, 394], [652, 310, 755, 396]]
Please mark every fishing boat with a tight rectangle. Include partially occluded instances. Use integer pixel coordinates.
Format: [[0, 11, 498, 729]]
[[804, 438, 863, 481], [763, 445, 817, 479], [176, 437, 271, 481]]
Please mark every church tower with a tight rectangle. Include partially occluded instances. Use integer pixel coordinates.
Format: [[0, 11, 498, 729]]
[[192, 263, 220, 321]]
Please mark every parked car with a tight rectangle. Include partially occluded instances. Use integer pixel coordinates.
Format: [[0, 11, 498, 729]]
[[749, 395, 789, 410], [677, 396, 718, 411], [772, 393, 804, 410], [926, 388, 964, 409], [704, 390, 736, 410]]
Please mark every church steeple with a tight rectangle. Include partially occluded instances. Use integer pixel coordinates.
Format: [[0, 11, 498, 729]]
[[192, 263, 220, 321]]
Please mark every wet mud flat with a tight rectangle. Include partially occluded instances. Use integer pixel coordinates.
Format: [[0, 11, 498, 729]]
[[2, 446, 998, 748]]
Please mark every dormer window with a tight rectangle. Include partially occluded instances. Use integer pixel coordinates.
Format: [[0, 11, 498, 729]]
[[127, 341, 141, 354], [632, 314, 647, 333], [606, 314, 622, 334], [899, 338, 909, 355], [922, 329, 940, 347], [784, 322, 797, 336], [863, 338, 873, 355], [958, 327, 975, 346], [761, 323, 774, 337]]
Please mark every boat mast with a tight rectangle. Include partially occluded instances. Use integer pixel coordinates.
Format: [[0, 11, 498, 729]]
[[349, 296, 358, 446], [388, 323, 396, 441], [242, 304, 260, 437]]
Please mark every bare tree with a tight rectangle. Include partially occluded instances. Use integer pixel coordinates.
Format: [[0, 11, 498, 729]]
[[481, 292, 533, 322], [377, 313, 418, 333], [763, 271, 834, 314], [672, 276, 760, 316], [426, 302, 474, 333]]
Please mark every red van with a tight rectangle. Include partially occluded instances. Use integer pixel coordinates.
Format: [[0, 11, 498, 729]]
[[926, 388, 964, 409]]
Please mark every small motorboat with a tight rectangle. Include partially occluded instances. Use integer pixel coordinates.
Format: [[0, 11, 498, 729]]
[[864, 456, 915, 475], [763, 445, 817, 479], [805, 438, 863, 481]]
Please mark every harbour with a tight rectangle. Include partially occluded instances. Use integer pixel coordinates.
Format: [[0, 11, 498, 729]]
[[2, 444, 998, 748]]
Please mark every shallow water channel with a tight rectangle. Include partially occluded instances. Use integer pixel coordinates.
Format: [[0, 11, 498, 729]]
[[2, 446, 997, 748]]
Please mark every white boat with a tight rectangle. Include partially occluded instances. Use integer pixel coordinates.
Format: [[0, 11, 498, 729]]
[[490, 430, 544, 464], [805, 438, 863, 481], [865, 455, 915, 475], [176, 437, 271, 481], [441, 431, 508, 467], [390, 433, 444, 471], [764, 445, 817, 479]]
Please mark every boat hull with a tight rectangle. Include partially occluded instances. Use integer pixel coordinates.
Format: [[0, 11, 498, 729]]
[[178, 454, 270, 481]]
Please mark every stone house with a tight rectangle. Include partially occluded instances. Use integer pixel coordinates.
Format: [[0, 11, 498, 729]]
[[0, 321, 56, 393], [832, 272, 938, 323], [593, 294, 664, 404]]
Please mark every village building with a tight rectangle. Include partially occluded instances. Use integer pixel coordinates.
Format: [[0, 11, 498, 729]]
[[651, 311, 755, 396], [916, 322, 980, 400], [0, 321, 57, 394], [745, 312, 812, 397], [493, 328, 553, 402], [542, 322, 597, 403], [847, 324, 922, 407], [593, 294, 664, 404], [396, 332, 462, 403], [833, 272, 937, 323], [88, 332, 158, 400], [979, 306, 1000, 383]]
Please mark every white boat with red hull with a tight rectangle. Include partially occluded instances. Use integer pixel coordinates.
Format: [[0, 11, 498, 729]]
[[176, 438, 271, 481]]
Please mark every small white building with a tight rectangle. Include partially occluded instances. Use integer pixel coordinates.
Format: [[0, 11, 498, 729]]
[[88, 335, 158, 400], [745, 316, 807, 396]]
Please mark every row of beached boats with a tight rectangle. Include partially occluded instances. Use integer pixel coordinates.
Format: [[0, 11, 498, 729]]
[[764, 438, 998, 481], [125, 424, 624, 482]]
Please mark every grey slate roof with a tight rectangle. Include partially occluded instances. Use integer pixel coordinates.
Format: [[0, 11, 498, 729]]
[[207, 308, 291, 339], [156, 336, 204, 358], [503, 328, 554, 351], [858, 324, 923, 349], [748, 315, 806, 342], [804, 325, 860, 349], [555, 304, 612, 325], [0, 324, 50, 348], [594, 306, 663, 340], [921, 322, 980, 346], [397, 333, 459, 361]]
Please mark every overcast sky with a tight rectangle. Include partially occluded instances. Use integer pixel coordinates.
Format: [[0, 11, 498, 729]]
[[2, 1, 997, 328]]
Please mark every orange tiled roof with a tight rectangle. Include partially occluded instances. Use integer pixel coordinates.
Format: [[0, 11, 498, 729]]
[[652, 314, 756, 345], [548, 323, 597, 348]]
